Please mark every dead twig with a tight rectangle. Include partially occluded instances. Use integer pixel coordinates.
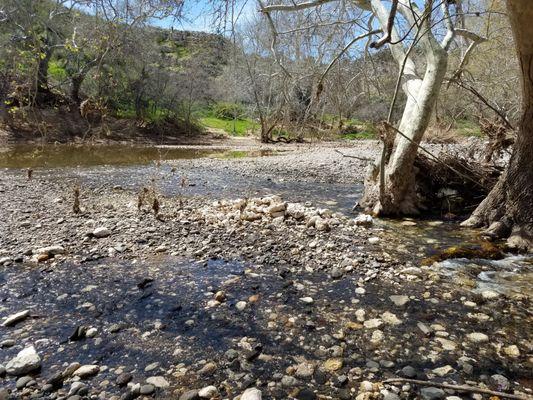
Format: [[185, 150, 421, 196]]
[[334, 149, 373, 162], [383, 378, 532, 400]]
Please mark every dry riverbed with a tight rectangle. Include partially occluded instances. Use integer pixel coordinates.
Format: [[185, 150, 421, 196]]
[[0, 142, 531, 400]]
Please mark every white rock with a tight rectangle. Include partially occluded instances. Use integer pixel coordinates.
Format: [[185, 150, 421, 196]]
[[389, 295, 410, 307], [2, 310, 30, 327], [93, 227, 111, 238], [354, 214, 373, 227], [481, 290, 500, 300], [503, 345, 520, 357], [364, 319, 382, 329], [198, 385, 218, 398], [286, 203, 305, 219], [5, 346, 41, 376], [241, 388, 262, 400], [146, 376, 170, 388], [299, 297, 314, 304], [368, 237, 380, 244], [355, 287, 366, 295], [382, 311, 402, 325], [433, 365, 454, 377], [235, 301, 247, 311], [466, 332, 489, 343]]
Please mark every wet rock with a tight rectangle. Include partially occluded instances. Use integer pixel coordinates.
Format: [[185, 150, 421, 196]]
[[2, 310, 30, 327], [214, 290, 226, 302], [400, 365, 417, 378], [73, 364, 100, 378], [490, 374, 510, 391], [146, 376, 169, 389], [198, 385, 218, 398], [46, 371, 64, 387], [63, 362, 81, 378], [0, 365, 5, 377], [240, 388, 262, 400], [466, 332, 489, 343], [140, 384, 155, 395], [6, 346, 41, 376], [420, 387, 446, 400], [179, 389, 200, 400], [296, 388, 317, 400], [93, 227, 111, 238], [16, 376, 33, 390], [117, 372, 133, 386]]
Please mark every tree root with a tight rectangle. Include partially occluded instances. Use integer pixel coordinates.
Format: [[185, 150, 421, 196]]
[[382, 378, 532, 400]]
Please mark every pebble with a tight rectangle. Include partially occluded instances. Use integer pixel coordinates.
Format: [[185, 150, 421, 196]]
[[299, 297, 314, 304], [235, 301, 247, 311], [93, 227, 111, 238], [400, 365, 417, 378], [116, 372, 133, 386], [16, 375, 33, 389], [323, 358, 343, 372], [73, 364, 100, 378], [389, 295, 409, 307], [466, 332, 489, 343]]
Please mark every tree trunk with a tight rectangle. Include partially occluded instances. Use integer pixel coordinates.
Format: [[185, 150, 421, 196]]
[[71, 74, 85, 105], [360, 45, 448, 215], [462, 0, 533, 251], [36, 48, 52, 94]]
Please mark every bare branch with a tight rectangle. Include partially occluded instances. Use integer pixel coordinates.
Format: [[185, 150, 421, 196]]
[[260, 0, 337, 13], [370, 0, 398, 49]]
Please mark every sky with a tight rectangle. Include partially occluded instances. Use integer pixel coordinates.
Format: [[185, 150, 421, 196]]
[[152, 0, 258, 33]]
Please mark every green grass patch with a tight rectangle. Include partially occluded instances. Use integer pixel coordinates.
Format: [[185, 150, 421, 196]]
[[455, 119, 482, 137], [199, 116, 258, 136]]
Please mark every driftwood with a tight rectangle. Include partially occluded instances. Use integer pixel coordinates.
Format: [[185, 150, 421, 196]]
[[383, 378, 532, 400], [334, 149, 373, 162]]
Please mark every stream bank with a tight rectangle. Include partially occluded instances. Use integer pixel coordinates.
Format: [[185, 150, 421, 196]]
[[0, 142, 531, 400]]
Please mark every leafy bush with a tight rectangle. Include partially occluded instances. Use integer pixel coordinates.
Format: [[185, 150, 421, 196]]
[[212, 102, 245, 120]]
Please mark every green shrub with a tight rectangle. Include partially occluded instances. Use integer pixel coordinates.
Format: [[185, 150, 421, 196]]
[[212, 102, 246, 120]]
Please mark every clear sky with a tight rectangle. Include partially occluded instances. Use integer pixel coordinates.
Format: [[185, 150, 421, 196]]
[[153, 0, 258, 33]]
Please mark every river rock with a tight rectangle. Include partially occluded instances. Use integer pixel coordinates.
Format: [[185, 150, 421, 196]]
[[116, 373, 133, 386], [198, 385, 218, 398], [146, 376, 169, 388], [432, 365, 454, 376], [235, 301, 247, 311], [389, 295, 409, 307], [140, 384, 155, 395], [420, 387, 446, 400], [2, 309, 30, 327], [73, 364, 100, 378], [16, 375, 33, 389], [466, 332, 489, 343], [503, 345, 520, 357], [295, 362, 315, 379], [36, 245, 65, 255], [354, 214, 373, 227], [490, 374, 510, 391], [6, 346, 41, 375], [179, 389, 200, 400], [241, 388, 262, 400], [93, 227, 111, 238]]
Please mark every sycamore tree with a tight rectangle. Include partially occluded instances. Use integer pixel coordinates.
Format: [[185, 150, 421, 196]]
[[462, 0, 533, 251], [259, 0, 486, 214]]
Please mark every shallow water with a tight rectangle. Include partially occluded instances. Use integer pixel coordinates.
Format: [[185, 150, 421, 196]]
[[435, 255, 533, 298], [0, 144, 278, 168]]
